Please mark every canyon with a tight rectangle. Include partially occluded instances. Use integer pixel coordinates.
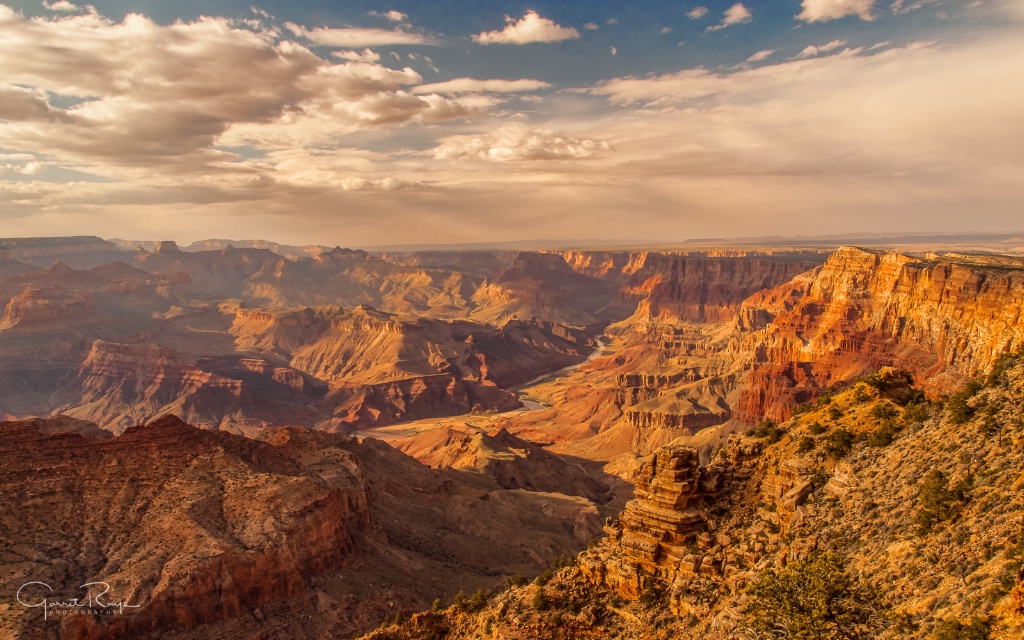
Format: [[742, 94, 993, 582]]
[[2, 236, 1023, 638]]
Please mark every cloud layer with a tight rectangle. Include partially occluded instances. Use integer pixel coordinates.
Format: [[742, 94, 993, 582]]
[[0, 2, 1021, 246], [432, 125, 611, 162]]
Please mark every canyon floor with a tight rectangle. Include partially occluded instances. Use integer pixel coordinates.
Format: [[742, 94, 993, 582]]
[[1, 236, 1022, 639]]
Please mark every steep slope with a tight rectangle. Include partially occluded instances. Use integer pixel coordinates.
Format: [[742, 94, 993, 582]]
[[0, 415, 608, 639], [363, 358, 1024, 640]]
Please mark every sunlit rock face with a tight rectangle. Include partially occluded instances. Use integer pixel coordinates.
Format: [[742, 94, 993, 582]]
[[735, 247, 1024, 421]]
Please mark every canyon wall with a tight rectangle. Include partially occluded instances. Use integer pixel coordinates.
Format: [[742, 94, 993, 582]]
[[736, 247, 1024, 421]]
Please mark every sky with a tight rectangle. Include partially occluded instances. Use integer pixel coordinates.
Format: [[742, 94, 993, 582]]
[[0, 0, 1021, 247]]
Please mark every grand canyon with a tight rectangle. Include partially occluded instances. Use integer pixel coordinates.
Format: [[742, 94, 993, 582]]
[[1, 235, 1022, 639], [3, 1, 1022, 639]]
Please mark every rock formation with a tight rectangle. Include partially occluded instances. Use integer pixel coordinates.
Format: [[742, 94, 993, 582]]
[[735, 247, 1024, 420], [0, 415, 610, 639]]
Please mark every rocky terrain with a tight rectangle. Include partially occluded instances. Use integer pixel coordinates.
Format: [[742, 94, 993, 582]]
[[361, 358, 1024, 639], [3, 236, 1024, 639], [0, 415, 610, 639]]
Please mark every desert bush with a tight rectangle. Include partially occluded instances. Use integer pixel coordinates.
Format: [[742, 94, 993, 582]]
[[742, 551, 886, 639], [901, 401, 930, 425], [915, 469, 963, 535], [824, 428, 855, 459], [534, 568, 553, 586], [751, 420, 784, 444], [808, 421, 827, 435], [798, 436, 816, 453], [870, 402, 898, 420], [533, 586, 547, 611], [866, 422, 895, 447], [932, 616, 991, 639], [947, 381, 982, 424]]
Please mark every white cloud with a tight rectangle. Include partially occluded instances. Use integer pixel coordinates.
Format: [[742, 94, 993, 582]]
[[332, 48, 381, 62], [610, 46, 617, 56], [660, 26, 673, 34], [0, 8, 494, 173], [432, 125, 611, 162], [797, 39, 850, 57], [687, 6, 709, 19], [412, 78, 550, 94], [472, 11, 580, 45], [584, 22, 599, 30], [706, 3, 753, 31], [746, 49, 776, 62], [606, 18, 619, 25], [42, 1, 81, 12], [285, 22, 433, 46], [797, 0, 876, 22], [368, 10, 408, 22]]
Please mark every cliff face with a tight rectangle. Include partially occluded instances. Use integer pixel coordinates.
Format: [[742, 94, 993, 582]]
[[736, 247, 1024, 421], [621, 253, 825, 324], [0, 415, 370, 639], [0, 415, 612, 639]]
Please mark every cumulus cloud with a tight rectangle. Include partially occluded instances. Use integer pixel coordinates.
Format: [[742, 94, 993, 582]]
[[660, 26, 673, 34], [746, 49, 776, 62], [610, 46, 617, 56], [584, 22, 599, 30], [412, 78, 550, 94], [285, 22, 433, 46], [797, 39, 849, 57], [797, 0, 876, 22], [706, 3, 753, 31], [687, 6, 709, 19], [0, 7, 494, 174], [472, 11, 580, 45], [432, 125, 611, 162], [606, 18, 619, 25]]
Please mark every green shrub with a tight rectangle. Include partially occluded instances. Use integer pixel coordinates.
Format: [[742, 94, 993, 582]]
[[827, 406, 843, 421], [742, 551, 886, 639], [505, 575, 526, 589], [915, 469, 959, 535], [751, 420, 784, 444], [638, 581, 664, 609], [947, 381, 982, 424], [866, 423, 895, 447], [533, 586, 547, 611], [534, 568, 553, 586], [808, 421, 827, 435], [467, 589, 490, 613], [901, 401, 930, 426], [853, 384, 871, 403], [933, 616, 992, 639], [869, 402, 898, 420], [798, 436, 816, 453], [451, 591, 467, 612], [824, 428, 855, 459]]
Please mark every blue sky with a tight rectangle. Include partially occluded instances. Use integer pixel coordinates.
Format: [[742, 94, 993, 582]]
[[0, 1, 1021, 245]]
